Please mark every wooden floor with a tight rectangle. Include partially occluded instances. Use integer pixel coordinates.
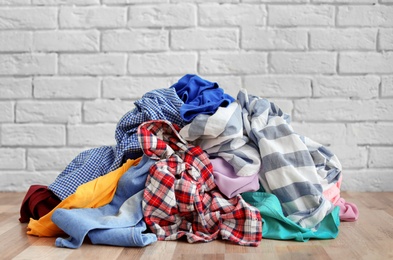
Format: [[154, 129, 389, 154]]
[[1, 192, 392, 260]]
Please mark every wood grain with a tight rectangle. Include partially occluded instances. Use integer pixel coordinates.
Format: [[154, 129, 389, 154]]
[[1, 192, 392, 260]]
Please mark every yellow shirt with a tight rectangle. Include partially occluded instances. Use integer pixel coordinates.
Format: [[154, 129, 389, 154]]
[[27, 157, 141, 237]]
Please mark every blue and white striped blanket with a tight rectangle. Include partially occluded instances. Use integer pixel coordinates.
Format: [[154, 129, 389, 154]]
[[180, 89, 342, 229]]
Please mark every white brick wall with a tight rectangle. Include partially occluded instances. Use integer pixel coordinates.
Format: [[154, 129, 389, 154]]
[[0, 1, 392, 192]]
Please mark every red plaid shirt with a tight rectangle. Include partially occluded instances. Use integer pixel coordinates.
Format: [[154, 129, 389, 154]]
[[138, 120, 262, 246]]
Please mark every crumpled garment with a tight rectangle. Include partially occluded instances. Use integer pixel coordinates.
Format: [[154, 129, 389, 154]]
[[48, 146, 115, 200], [335, 198, 359, 222], [322, 175, 359, 222], [237, 89, 342, 229], [170, 74, 235, 122], [19, 185, 61, 223], [27, 158, 140, 237], [48, 88, 185, 200], [179, 101, 261, 177], [210, 157, 260, 198], [138, 120, 262, 246], [114, 88, 185, 163], [242, 190, 340, 242], [52, 156, 157, 249]]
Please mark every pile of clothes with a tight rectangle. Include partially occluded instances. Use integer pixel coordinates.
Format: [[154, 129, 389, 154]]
[[19, 74, 359, 249]]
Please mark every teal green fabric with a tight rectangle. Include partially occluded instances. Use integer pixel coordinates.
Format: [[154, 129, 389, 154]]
[[242, 191, 340, 242]]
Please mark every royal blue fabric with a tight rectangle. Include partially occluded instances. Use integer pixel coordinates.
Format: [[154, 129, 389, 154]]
[[170, 74, 235, 122], [48, 88, 185, 200], [52, 155, 157, 249]]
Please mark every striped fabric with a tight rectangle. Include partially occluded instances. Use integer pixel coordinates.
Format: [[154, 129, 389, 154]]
[[237, 89, 342, 229], [139, 120, 262, 246], [180, 88, 342, 229], [179, 102, 261, 177]]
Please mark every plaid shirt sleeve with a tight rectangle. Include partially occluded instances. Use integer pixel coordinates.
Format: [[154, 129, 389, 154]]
[[138, 120, 262, 246]]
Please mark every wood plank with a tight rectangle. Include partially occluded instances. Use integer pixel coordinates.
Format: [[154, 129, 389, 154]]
[[2, 192, 393, 259]]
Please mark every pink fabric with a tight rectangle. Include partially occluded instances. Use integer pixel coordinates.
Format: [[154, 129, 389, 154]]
[[323, 175, 359, 221], [323, 175, 342, 205], [335, 198, 359, 222]]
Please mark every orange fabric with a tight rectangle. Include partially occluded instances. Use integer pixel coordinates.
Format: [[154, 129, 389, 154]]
[[27, 158, 141, 237]]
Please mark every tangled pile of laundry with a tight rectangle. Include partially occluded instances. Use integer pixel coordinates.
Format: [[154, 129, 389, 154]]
[[19, 74, 359, 249]]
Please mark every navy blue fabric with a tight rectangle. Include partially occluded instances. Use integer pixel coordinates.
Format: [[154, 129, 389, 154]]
[[170, 74, 235, 122]]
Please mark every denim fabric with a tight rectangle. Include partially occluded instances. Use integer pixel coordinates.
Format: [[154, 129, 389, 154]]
[[52, 156, 157, 248]]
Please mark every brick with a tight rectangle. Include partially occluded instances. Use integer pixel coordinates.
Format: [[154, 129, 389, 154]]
[[59, 54, 127, 75], [294, 99, 393, 121], [199, 4, 265, 26], [379, 29, 393, 50], [0, 172, 58, 192], [60, 6, 126, 29], [0, 31, 32, 52], [269, 5, 334, 26], [102, 30, 168, 52], [270, 52, 336, 74], [313, 76, 379, 99], [0, 148, 25, 170], [104, 0, 167, 3], [310, 28, 377, 50], [16, 101, 81, 123], [33, 30, 99, 52], [244, 76, 311, 98], [128, 53, 197, 75], [381, 76, 393, 97], [102, 77, 174, 99], [244, 0, 306, 2], [33, 0, 99, 4], [291, 122, 346, 145], [34, 77, 100, 99], [369, 147, 393, 168], [329, 144, 368, 169], [242, 28, 307, 50], [1, 124, 65, 146], [83, 99, 133, 123], [341, 169, 393, 192], [27, 148, 84, 171], [171, 28, 238, 50], [339, 52, 393, 74], [0, 78, 31, 99], [338, 6, 393, 27], [68, 124, 116, 146], [346, 123, 393, 145], [313, 0, 376, 2], [0, 54, 56, 76], [199, 52, 267, 74], [0, 101, 13, 122], [0, 0, 29, 4], [128, 4, 196, 27], [0, 7, 57, 29]]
